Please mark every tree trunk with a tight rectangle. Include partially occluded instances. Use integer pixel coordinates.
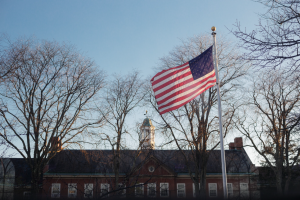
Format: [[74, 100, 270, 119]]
[[1, 175, 5, 200], [31, 166, 41, 199], [200, 167, 207, 199], [284, 173, 291, 194], [275, 170, 283, 195], [114, 136, 121, 195]]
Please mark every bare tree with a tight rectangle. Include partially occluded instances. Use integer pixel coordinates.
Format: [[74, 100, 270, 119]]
[[233, 0, 300, 70], [235, 69, 300, 195], [0, 38, 105, 196], [0, 140, 15, 200], [149, 34, 248, 198], [97, 72, 147, 195]]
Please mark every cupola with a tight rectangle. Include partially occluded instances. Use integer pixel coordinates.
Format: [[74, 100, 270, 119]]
[[140, 117, 155, 149]]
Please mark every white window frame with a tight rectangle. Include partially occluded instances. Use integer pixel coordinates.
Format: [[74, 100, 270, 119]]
[[118, 183, 126, 196], [51, 183, 61, 198], [227, 183, 233, 197], [193, 183, 200, 198], [240, 183, 249, 198], [208, 183, 217, 197], [101, 183, 110, 197], [68, 183, 77, 198], [84, 183, 93, 198], [147, 183, 156, 197], [177, 183, 186, 198], [160, 183, 169, 197], [240, 183, 248, 190], [135, 183, 144, 197]]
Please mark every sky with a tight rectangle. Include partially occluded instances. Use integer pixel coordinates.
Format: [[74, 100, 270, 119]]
[[0, 0, 267, 165]]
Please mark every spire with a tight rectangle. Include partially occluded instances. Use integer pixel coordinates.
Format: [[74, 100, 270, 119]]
[[140, 117, 155, 149]]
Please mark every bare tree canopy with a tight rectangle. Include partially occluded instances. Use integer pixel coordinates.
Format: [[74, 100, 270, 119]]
[[233, 0, 300, 70], [0, 38, 105, 194], [235, 69, 300, 195], [149, 34, 249, 198], [97, 71, 147, 193], [0, 36, 22, 81]]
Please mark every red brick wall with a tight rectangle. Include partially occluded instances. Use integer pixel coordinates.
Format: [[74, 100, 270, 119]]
[[43, 176, 254, 199]]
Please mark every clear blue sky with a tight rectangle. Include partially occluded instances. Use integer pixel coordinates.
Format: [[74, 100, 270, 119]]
[[1, 0, 266, 164], [1, 0, 265, 77]]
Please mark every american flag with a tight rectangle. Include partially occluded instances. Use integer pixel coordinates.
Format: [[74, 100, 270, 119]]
[[151, 46, 216, 115]]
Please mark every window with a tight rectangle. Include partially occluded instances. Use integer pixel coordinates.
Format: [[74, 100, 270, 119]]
[[227, 183, 233, 198], [84, 183, 93, 198], [117, 183, 126, 196], [160, 183, 169, 197], [101, 183, 110, 197], [240, 183, 249, 198], [68, 183, 77, 198], [177, 183, 186, 198], [148, 166, 155, 172], [193, 183, 200, 197], [135, 183, 144, 197], [51, 183, 60, 198], [209, 183, 217, 197], [147, 183, 156, 197], [145, 129, 150, 137]]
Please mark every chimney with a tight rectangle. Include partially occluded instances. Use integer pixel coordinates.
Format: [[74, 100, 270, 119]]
[[43, 164, 49, 173], [229, 137, 243, 150], [229, 142, 235, 150], [234, 137, 243, 150], [51, 137, 62, 151]]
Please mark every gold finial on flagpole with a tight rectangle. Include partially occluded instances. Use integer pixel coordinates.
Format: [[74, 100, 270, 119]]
[[211, 26, 216, 32]]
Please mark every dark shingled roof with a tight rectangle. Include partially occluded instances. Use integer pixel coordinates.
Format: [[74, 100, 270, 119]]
[[46, 149, 255, 175], [10, 158, 32, 185]]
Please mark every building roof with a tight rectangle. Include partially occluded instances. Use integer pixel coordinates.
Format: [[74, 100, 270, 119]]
[[45, 149, 255, 175], [141, 118, 153, 127], [10, 158, 32, 185]]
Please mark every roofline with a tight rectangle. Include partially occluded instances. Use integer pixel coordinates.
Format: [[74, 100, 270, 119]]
[[44, 172, 257, 178], [44, 173, 126, 177]]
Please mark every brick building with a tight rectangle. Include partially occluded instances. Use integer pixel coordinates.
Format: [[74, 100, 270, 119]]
[[42, 118, 260, 199]]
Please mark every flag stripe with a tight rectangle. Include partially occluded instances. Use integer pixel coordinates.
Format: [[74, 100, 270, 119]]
[[151, 66, 190, 90], [159, 82, 216, 114], [153, 71, 193, 95], [151, 62, 189, 83], [154, 70, 215, 101], [155, 75, 193, 99], [151, 46, 216, 115], [157, 72, 216, 106]]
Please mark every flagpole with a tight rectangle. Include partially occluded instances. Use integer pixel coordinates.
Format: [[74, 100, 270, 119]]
[[211, 26, 228, 199]]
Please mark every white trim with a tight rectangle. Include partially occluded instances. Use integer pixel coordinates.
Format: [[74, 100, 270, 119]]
[[177, 183, 186, 198], [208, 183, 217, 197], [84, 183, 93, 198], [227, 183, 233, 197], [68, 183, 77, 198], [51, 183, 60, 198], [147, 183, 156, 197], [240, 183, 249, 198], [135, 183, 144, 197], [101, 183, 110, 197], [160, 183, 169, 197]]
